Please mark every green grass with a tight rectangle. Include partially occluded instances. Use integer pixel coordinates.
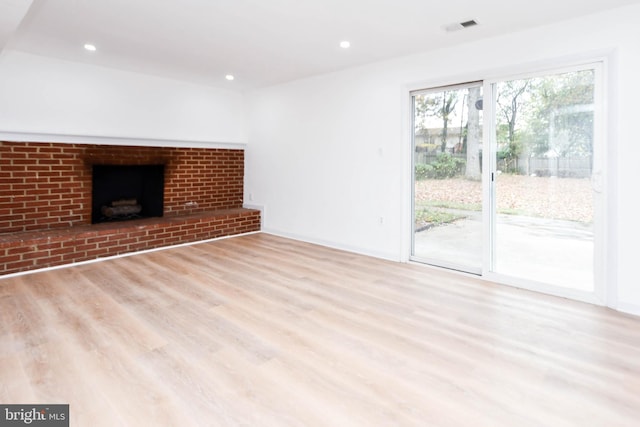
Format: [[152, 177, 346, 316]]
[[421, 201, 482, 211], [415, 208, 465, 226]]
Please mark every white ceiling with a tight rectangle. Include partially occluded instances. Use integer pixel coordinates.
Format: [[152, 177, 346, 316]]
[[0, 0, 32, 49], [2, 0, 640, 91]]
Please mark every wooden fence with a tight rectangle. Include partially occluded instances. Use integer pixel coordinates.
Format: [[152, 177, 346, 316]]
[[415, 153, 592, 178]]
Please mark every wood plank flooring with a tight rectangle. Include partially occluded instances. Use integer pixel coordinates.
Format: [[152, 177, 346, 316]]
[[1, 232, 639, 426]]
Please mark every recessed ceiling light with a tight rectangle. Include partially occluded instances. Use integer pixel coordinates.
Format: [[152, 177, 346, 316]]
[[339, 41, 351, 49], [225, 74, 235, 81], [83, 43, 97, 52]]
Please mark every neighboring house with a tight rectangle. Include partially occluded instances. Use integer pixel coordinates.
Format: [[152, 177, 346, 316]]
[[415, 127, 465, 152]]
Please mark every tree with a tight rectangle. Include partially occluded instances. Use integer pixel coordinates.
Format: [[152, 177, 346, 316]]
[[465, 87, 482, 180], [438, 92, 458, 152], [524, 70, 594, 157], [415, 91, 459, 152], [496, 80, 530, 172]]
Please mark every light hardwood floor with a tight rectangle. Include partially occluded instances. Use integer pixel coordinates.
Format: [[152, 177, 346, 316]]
[[1, 232, 639, 426]]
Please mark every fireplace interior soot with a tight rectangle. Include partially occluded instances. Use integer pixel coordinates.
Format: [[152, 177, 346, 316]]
[[92, 164, 164, 224]]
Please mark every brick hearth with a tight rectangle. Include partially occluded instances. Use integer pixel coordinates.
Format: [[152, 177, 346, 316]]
[[0, 141, 260, 275]]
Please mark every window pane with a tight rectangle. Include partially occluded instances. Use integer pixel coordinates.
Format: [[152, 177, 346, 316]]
[[493, 70, 595, 291], [412, 83, 483, 273]]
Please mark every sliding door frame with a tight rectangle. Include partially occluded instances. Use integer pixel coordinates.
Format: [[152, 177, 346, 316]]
[[403, 54, 611, 307], [482, 61, 606, 305], [410, 81, 483, 274]]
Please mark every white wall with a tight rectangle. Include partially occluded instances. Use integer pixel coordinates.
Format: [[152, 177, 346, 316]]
[[246, 4, 640, 314], [0, 50, 246, 146]]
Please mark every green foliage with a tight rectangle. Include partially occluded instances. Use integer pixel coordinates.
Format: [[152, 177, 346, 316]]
[[493, 69, 595, 170], [414, 91, 461, 152], [415, 153, 465, 180], [430, 152, 466, 179], [414, 163, 432, 180], [503, 70, 595, 157], [497, 134, 523, 174]]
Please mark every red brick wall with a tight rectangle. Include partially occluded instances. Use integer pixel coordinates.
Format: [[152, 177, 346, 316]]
[[0, 141, 260, 275], [0, 208, 261, 275], [0, 141, 245, 233], [0, 143, 88, 233]]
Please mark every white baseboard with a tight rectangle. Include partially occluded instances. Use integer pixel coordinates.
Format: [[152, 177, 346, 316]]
[[262, 228, 400, 262], [615, 301, 640, 317]]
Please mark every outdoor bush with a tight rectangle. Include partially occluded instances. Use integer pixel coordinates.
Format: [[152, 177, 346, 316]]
[[415, 163, 432, 180], [429, 152, 465, 179], [416, 153, 466, 179]]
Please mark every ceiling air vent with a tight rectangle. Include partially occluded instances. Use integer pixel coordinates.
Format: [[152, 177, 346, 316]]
[[460, 20, 478, 28], [444, 19, 480, 32]]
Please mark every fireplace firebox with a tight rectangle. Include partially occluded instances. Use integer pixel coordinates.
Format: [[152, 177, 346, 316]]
[[92, 164, 165, 224]]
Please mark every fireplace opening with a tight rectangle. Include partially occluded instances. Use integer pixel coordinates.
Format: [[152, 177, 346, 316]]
[[92, 164, 165, 224]]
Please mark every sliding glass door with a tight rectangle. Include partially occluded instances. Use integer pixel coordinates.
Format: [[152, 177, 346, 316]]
[[488, 66, 600, 294], [411, 63, 603, 301], [411, 82, 483, 273]]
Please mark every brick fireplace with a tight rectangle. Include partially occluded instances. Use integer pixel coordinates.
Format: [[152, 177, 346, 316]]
[[91, 164, 165, 223], [0, 141, 260, 275]]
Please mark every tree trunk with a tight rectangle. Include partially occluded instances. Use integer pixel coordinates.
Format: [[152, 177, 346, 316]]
[[465, 87, 482, 180], [441, 96, 449, 152]]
